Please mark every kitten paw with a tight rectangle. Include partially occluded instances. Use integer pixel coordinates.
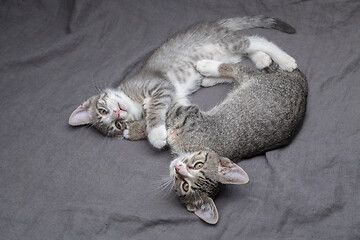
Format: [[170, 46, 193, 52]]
[[196, 60, 222, 77], [277, 55, 297, 72], [167, 128, 177, 144], [123, 120, 147, 141], [123, 128, 129, 139], [123, 123, 132, 140], [148, 125, 167, 149], [250, 51, 272, 69]]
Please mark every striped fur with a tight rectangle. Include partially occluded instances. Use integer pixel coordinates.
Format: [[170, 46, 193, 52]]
[[69, 16, 297, 149]]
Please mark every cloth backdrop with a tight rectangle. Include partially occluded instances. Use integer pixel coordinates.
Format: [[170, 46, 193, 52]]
[[0, 0, 359, 239]]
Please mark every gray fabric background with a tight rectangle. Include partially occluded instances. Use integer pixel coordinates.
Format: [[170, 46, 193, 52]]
[[1, 0, 359, 239]]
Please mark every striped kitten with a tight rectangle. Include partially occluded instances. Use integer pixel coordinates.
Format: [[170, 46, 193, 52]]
[[68, 16, 297, 149], [167, 61, 307, 224], [121, 60, 308, 224]]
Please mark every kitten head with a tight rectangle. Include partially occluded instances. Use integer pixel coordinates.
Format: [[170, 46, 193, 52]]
[[68, 89, 143, 137], [169, 151, 249, 224]]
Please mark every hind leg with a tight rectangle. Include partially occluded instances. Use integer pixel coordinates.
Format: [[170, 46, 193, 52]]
[[201, 77, 232, 87], [216, 33, 278, 71], [196, 60, 254, 84], [246, 36, 297, 71]]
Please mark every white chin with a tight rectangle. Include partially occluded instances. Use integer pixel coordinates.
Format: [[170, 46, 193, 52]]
[[169, 159, 178, 179], [169, 158, 179, 171]]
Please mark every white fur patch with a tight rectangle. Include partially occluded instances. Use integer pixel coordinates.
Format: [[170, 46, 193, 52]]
[[201, 77, 232, 87], [105, 88, 143, 121], [171, 70, 201, 106], [247, 36, 297, 72], [196, 60, 222, 77], [123, 129, 129, 139], [148, 125, 167, 149], [169, 154, 194, 180], [248, 51, 272, 69]]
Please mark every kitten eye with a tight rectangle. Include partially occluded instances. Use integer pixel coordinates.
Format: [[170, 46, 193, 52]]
[[98, 108, 108, 115], [182, 182, 189, 192], [115, 121, 123, 130], [194, 162, 204, 170]]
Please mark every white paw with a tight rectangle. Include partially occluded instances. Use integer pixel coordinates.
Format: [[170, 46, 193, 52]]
[[123, 122, 130, 139], [148, 125, 167, 149], [277, 54, 297, 72], [123, 129, 129, 139], [250, 52, 272, 69], [196, 60, 222, 77]]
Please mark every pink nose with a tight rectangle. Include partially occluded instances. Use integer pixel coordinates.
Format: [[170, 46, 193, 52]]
[[113, 109, 121, 117]]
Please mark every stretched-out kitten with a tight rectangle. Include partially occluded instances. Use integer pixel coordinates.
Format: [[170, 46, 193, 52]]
[[68, 16, 297, 149]]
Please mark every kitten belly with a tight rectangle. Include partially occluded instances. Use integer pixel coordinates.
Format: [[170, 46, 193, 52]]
[[197, 43, 242, 63], [168, 44, 241, 101]]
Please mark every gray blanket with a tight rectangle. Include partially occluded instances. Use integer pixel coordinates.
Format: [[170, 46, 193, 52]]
[[1, 0, 359, 239]]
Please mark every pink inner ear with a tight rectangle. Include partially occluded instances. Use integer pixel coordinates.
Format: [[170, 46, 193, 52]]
[[194, 198, 218, 224], [219, 158, 249, 184], [68, 104, 91, 126]]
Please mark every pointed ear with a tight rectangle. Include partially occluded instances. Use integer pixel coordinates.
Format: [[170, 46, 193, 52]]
[[193, 196, 219, 224], [186, 197, 218, 224], [217, 157, 249, 185], [68, 98, 93, 126]]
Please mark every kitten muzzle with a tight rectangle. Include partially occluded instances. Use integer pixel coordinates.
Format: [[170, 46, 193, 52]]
[[112, 103, 126, 118], [113, 109, 121, 117], [174, 164, 194, 179]]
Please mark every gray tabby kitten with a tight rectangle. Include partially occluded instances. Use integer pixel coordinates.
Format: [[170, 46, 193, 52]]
[[68, 16, 297, 149], [125, 60, 307, 224], [168, 60, 307, 224]]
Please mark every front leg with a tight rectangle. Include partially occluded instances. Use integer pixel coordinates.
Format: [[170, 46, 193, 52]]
[[145, 84, 174, 149], [123, 119, 147, 141]]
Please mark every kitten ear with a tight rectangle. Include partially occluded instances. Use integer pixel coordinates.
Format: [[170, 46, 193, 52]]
[[217, 157, 249, 185], [68, 98, 93, 126], [192, 196, 219, 224]]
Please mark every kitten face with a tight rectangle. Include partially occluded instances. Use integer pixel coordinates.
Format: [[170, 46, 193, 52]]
[[170, 151, 221, 201], [169, 151, 221, 224], [69, 89, 143, 137], [169, 150, 249, 224], [92, 90, 132, 137]]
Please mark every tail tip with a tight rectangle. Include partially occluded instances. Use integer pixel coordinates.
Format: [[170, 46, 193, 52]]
[[273, 18, 296, 34]]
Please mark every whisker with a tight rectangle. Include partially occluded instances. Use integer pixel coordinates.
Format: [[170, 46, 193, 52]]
[[95, 85, 103, 93], [154, 176, 176, 199]]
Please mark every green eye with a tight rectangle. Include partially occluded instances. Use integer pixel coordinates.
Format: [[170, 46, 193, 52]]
[[182, 182, 189, 192], [98, 108, 108, 115], [194, 162, 204, 170], [115, 121, 123, 130]]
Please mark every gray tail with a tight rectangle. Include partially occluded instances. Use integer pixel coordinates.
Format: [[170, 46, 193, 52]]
[[217, 15, 296, 34]]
